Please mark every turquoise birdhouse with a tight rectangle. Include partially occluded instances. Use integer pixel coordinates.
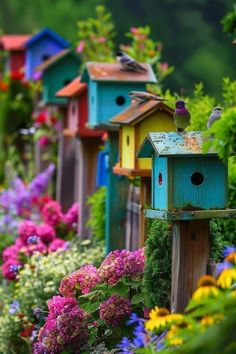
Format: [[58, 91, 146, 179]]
[[138, 132, 228, 212], [81, 62, 157, 128], [35, 49, 81, 105]]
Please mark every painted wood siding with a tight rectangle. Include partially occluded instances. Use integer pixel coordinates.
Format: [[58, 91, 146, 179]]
[[25, 36, 65, 80], [153, 157, 168, 210], [121, 126, 135, 169], [88, 81, 98, 127], [172, 157, 227, 210], [138, 112, 175, 170], [96, 83, 145, 126], [43, 57, 79, 104]]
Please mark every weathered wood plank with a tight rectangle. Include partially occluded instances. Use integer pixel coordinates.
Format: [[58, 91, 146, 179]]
[[145, 208, 236, 220], [171, 220, 210, 312]]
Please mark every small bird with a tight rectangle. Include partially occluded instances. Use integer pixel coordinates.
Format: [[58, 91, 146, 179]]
[[173, 100, 191, 133], [129, 91, 167, 104], [116, 51, 147, 73], [207, 107, 223, 129]]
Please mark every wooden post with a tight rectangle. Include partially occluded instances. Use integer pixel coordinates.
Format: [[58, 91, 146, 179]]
[[77, 136, 101, 239], [125, 184, 140, 250], [105, 131, 129, 253], [171, 219, 210, 313], [56, 133, 76, 212], [139, 177, 151, 248]]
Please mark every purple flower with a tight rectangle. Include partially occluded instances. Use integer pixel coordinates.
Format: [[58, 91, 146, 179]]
[[9, 300, 20, 314], [117, 337, 132, 353], [27, 235, 40, 245], [223, 246, 236, 258], [33, 307, 43, 319], [216, 261, 233, 275], [29, 164, 55, 197]]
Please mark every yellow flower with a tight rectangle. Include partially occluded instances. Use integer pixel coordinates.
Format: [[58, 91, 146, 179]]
[[192, 275, 219, 301], [225, 252, 236, 265], [200, 315, 215, 327], [166, 325, 184, 346], [217, 268, 236, 289], [145, 307, 170, 331]]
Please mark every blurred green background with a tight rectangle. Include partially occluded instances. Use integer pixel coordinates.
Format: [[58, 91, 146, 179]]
[[0, 0, 235, 97]]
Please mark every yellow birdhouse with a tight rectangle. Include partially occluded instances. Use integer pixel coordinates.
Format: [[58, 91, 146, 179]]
[[111, 100, 175, 177]]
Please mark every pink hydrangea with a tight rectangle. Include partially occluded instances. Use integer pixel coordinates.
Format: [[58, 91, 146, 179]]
[[47, 238, 68, 253], [47, 296, 78, 318], [18, 220, 38, 244], [37, 223, 55, 244], [34, 296, 88, 353], [98, 248, 145, 285], [42, 201, 64, 227], [63, 202, 79, 226], [38, 135, 51, 147], [19, 241, 47, 257], [2, 259, 22, 280], [59, 264, 100, 297], [99, 295, 132, 326], [2, 244, 20, 262]]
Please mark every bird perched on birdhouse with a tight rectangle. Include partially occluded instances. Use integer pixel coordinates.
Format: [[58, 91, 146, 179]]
[[116, 51, 147, 72], [207, 107, 223, 128], [129, 91, 167, 104], [173, 100, 191, 133]]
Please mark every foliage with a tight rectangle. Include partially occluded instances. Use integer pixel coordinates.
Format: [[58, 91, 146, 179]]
[[0, 241, 104, 353], [121, 26, 174, 88], [77, 5, 115, 64], [119, 247, 236, 353], [86, 186, 106, 241], [222, 3, 236, 38], [0, 73, 34, 181], [144, 219, 172, 309]]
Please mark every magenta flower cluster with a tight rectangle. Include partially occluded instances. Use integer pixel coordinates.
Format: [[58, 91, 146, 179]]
[[98, 248, 145, 285], [33, 296, 88, 353], [60, 264, 100, 297], [99, 295, 132, 326]]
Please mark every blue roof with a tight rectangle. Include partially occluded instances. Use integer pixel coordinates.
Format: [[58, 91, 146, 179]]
[[25, 28, 70, 48], [137, 132, 217, 158]]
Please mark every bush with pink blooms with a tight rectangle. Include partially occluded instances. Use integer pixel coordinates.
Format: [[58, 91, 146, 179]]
[[33, 248, 147, 352], [1, 201, 79, 280]]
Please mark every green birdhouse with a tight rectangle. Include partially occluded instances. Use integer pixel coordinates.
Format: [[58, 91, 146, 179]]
[[36, 49, 81, 105]]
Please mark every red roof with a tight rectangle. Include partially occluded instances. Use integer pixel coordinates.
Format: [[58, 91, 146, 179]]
[[56, 76, 87, 98], [0, 35, 31, 51]]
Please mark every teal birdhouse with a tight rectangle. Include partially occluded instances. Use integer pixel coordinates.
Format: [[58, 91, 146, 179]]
[[35, 49, 81, 105], [81, 62, 157, 128], [138, 132, 228, 212]]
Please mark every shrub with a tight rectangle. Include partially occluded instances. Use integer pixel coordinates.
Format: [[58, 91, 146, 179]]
[[86, 186, 106, 241]]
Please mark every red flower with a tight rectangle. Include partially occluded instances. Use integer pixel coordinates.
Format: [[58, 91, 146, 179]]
[[20, 324, 35, 337], [36, 112, 47, 125], [0, 80, 8, 92], [50, 115, 57, 125], [10, 71, 24, 81]]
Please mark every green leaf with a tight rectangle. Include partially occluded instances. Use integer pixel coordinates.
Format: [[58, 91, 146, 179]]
[[131, 292, 147, 305], [108, 282, 129, 297], [79, 301, 100, 314]]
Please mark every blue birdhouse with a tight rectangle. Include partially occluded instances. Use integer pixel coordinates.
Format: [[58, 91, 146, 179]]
[[25, 28, 70, 80], [96, 149, 109, 187], [81, 62, 157, 128], [137, 132, 228, 211]]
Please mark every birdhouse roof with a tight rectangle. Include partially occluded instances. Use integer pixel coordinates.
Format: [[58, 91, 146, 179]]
[[81, 62, 157, 83], [0, 35, 31, 51], [35, 49, 80, 72], [137, 132, 217, 158], [56, 76, 87, 98], [25, 28, 70, 48], [110, 101, 174, 125]]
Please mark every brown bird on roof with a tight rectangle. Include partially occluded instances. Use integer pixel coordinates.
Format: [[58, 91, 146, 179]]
[[129, 91, 167, 104]]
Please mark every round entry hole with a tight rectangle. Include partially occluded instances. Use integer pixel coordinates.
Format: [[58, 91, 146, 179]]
[[116, 96, 126, 106], [191, 172, 204, 186]]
